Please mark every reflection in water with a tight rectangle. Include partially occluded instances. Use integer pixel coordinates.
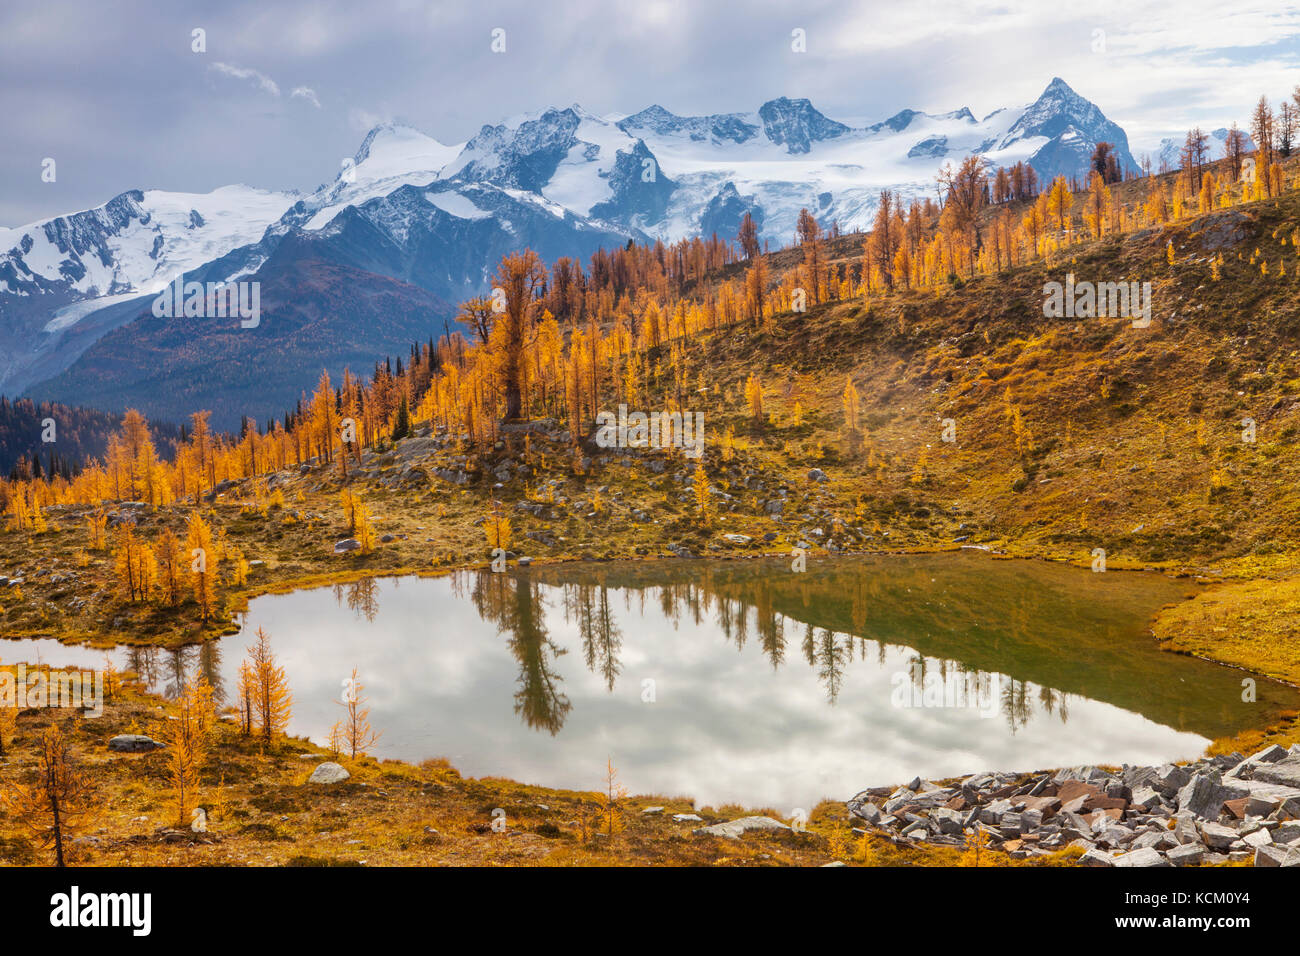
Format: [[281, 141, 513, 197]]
[[463, 570, 572, 735], [333, 578, 380, 622], [448, 567, 1080, 732], [8, 553, 1297, 809], [72, 562, 1266, 737]]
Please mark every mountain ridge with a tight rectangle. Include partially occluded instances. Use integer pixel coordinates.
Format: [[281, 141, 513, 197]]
[[4, 77, 1142, 419]]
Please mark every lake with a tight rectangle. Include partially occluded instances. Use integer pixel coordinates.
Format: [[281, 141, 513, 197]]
[[6, 552, 1297, 811]]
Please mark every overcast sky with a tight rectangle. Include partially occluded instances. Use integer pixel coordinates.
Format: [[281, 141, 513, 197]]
[[2, 0, 1298, 226]]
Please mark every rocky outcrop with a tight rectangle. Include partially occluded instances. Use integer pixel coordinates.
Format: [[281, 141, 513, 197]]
[[846, 745, 1300, 867]]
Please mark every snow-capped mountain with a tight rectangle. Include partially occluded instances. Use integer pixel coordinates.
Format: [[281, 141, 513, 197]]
[[431, 77, 1135, 247], [616, 79, 1135, 243], [0, 184, 295, 397], [1156, 127, 1255, 173], [3, 77, 1137, 421], [0, 184, 294, 301]]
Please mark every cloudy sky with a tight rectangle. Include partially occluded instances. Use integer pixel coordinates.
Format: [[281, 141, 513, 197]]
[[2, 0, 1298, 226]]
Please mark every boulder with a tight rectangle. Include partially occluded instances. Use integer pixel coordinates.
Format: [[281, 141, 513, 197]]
[[1250, 756, 1300, 789], [1077, 849, 1115, 867], [1199, 821, 1240, 850], [930, 807, 966, 835], [1176, 771, 1244, 818], [334, 538, 361, 554], [1153, 764, 1191, 795], [108, 734, 164, 753], [1114, 847, 1172, 868], [1242, 828, 1272, 848], [1166, 842, 1205, 866], [1172, 814, 1200, 845], [1226, 744, 1289, 778], [1254, 844, 1300, 867], [848, 800, 882, 825], [1273, 823, 1300, 845], [1244, 795, 1281, 818], [307, 762, 350, 784], [1130, 786, 1163, 811]]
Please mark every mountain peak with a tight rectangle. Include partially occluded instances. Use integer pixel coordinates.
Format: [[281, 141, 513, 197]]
[[1000, 77, 1138, 180], [757, 97, 849, 154], [353, 123, 458, 172]]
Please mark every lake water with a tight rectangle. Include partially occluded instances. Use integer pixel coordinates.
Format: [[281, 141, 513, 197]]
[[6, 553, 1297, 811]]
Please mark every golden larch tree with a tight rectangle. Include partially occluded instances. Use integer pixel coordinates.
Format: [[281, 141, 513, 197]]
[[338, 666, 382, 759], [1, 723, 96, 866], [185, 511, 219, 620], [246, 627, 292, 745]]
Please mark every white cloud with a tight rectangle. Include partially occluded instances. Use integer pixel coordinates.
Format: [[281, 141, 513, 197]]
[[291, 86, 322, 108], [210, 61, 281, 97]]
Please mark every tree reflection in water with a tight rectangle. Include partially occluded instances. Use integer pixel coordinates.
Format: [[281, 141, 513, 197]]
[[465, 569, 572, 735], [444, 563, 1077, 731], [98, 558, 1201, 739]]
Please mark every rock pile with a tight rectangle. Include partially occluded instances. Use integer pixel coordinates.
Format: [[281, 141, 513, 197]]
[[846, 744, 1300, 867]]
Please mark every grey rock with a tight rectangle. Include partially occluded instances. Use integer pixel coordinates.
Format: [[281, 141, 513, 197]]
[[108, 734, 164, 753], [1153, 763, 1191, 795], [1114, 847, 1172, 868], [1077, 849, 1116, 867], [1131, 786, 1163, 811], [307, 762, 351, 784], [930, 807, 965, 835], [1166, 842, 1205, 866], [1226, 744, 1290, 778], [848, 800, 882, 825], [1199, 821, 1240, 850], [1254, 844, 1300, 867], [1251, 755, 1300, 789], [1273, 822, 1300, 845], [1131, 830, 1173, 850], [692, 816, 789, 839], [1097, 825, 1136, 848], [884, 790, 916, 814], [1177, 770, 1245, 818], [1242, 828, 1273, 848]]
